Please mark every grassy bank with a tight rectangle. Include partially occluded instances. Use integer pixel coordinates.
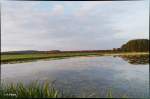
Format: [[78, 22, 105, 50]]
[[1, 52, 103, 64], [1, 52, 149, 64]]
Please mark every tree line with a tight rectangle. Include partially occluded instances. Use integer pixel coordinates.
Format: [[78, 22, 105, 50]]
[[120, 39, 149, 52], [1, 39, 149, 55]]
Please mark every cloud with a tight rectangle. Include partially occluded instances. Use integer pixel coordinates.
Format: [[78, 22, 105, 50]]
[[1, 1, 149, 51], [109, 1, 149, 39], [74, 1, 111, 16], [51, 4, 64, 16]]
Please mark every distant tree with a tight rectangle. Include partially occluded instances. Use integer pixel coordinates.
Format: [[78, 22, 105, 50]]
[[121, 39, 149, 52]]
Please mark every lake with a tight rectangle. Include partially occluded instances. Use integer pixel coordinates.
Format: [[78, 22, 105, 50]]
[[1, 56, 149, 98]]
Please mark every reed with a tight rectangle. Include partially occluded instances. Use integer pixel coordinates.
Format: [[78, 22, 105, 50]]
[[0, 81, 129, 98], [0, 81, 59, 98]]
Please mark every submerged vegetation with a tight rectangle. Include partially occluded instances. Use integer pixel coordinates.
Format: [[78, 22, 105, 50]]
[[118, 54, 149, 64]]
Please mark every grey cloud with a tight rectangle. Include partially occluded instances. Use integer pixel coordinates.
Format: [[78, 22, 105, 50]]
[[1, 1, 149, 51]]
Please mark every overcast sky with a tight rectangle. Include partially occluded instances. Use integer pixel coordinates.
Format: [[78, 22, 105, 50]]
[[1, 1, 149, 52]]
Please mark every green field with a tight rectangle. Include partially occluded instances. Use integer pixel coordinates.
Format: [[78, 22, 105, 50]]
[[1, 52, 149, 64], [1, 52, 103, 64]]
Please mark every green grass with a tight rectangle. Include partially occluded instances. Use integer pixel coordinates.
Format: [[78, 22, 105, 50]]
[[1, 52, 103, 64], [1, 52, 149, 64], [106, 88, 128, 98], [0, 81, 129, 98], [0, 81, 59, 98]]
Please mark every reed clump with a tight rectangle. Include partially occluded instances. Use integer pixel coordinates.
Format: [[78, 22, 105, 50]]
[[0, 81, 59, 98]]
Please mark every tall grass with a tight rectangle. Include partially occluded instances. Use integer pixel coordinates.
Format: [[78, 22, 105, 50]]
[[0, 81, 59, 98], [106, 88, 128, 98], [0, 81, 129, 98]]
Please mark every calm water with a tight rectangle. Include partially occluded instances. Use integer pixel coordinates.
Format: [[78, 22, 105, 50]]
[[1, 56, 149, 98]]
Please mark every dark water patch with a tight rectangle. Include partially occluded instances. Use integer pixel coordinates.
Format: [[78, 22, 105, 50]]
[[116, 54, 149, 65]]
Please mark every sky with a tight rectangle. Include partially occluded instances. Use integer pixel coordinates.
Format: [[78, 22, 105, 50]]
[[1, 0, 149, 52]]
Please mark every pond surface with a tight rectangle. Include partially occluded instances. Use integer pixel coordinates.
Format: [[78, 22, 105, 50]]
[[1, 56, 149, 98]]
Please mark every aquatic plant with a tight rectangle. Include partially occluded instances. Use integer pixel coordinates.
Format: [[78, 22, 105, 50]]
[[0, 81, 129, 98], [0, 81, 59, 98], [106, 88, 128, 98]]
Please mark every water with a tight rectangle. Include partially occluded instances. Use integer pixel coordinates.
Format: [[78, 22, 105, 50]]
[[1, 56, 149, 98]]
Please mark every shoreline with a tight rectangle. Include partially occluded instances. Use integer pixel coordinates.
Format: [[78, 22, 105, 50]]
[[1, 52, 149, 64]]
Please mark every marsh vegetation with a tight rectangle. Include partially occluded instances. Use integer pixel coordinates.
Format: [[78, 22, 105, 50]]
[[0, 81, 129, 98]]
